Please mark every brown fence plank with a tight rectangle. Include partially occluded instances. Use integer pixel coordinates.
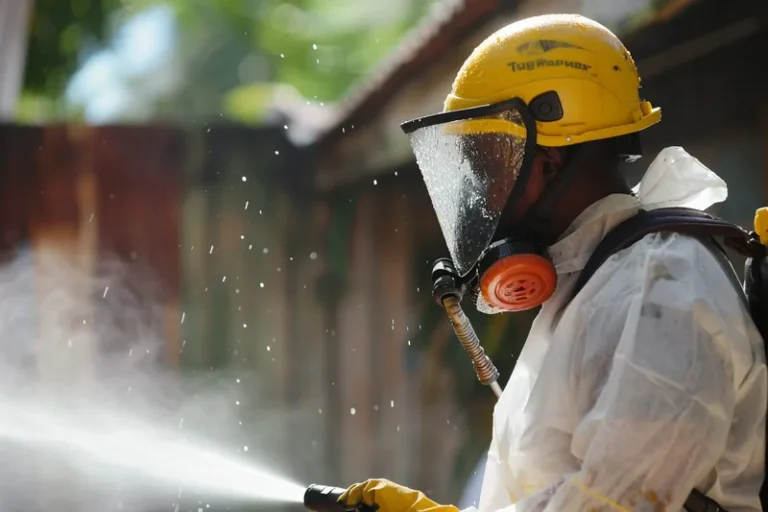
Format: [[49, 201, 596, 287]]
[[93, 126, 184, 367]]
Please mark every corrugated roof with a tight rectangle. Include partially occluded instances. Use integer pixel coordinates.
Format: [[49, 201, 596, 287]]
[[308, 0, 516, 148]]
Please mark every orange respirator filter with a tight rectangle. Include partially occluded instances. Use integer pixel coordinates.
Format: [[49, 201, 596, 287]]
[[476, 239, 557, 311]]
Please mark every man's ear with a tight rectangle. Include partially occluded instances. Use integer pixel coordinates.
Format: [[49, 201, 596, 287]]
[[537, 146, 565, 179]]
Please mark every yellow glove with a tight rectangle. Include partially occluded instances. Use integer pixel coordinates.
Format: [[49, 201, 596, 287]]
[[339, 479, 460, 512]]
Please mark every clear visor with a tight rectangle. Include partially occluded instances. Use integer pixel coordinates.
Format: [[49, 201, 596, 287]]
[[407, 107, 528, 276]]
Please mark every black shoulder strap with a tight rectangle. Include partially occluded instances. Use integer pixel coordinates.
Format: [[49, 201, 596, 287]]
[[567, 207, 758, 305]]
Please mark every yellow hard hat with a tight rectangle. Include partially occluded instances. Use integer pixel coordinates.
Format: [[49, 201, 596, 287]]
[[443, 13, 661, 147]]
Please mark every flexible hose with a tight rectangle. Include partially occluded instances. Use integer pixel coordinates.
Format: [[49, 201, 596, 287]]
[[442, 295, 502, 398]]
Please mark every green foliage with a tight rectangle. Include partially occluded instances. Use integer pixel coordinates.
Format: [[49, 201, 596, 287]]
[[24, 0, 122, 95], [22, 0, 441, 122]]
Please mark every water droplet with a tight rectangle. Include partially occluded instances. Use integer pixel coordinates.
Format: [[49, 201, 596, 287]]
[[181, 312, 186, 324], [312, 44, 318, 50], [222, 276, 227, 282], [274, 150, 280, 155], [373, 179, 378, 185], [394, 171, 398, 176], [266, 346, 271, 352], [283, 125, 288, 130], [259, 282, 264, 288], [103, 286, 109, 298], [390, 400, 395, 408], [318, 408, 323, 414], [241, 176, 247, 182], [209, 245, 214, 254], [309, 252, 318, 260], [243, 324, 247, 328], [373, 405, 379, 411], [240, 235, 245, 240], [350, 408, 356, 415], [235, 401, 240, 406], [407, 340, 411, 346], [236, 378, 241, 383], [245, 201, 249, 209], [248, 245, 253, 250], [67, 339, 73, 348], [280, 53, 285, 58], [243, 445, 249, 452], [262, 248, 268, 254]]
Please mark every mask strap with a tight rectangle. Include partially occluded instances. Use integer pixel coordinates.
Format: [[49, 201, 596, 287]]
[[520, 143, 606, 242], [493, 103, 540, 240]]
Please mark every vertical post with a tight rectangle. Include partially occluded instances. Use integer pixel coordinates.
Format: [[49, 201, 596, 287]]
[[0, 0, 33, 120], [372, 187, 412, 481], [338, 193, 376, 483], [30, 124, 96, 511]]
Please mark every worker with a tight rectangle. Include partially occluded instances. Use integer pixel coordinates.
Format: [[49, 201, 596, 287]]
[[338, 13, 767, 512]]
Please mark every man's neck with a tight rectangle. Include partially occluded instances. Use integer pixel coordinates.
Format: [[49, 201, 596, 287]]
[[545, 169, 631, 243]]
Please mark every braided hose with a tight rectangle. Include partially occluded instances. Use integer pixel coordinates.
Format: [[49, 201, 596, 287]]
[[441, 295, 502, 398]]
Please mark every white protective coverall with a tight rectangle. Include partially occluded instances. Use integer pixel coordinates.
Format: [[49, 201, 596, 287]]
[[467, 147, 767, 512]]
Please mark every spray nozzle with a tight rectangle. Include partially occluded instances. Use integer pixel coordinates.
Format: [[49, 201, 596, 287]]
[[431, 259, 502, 398], [304, 484, 379, 512], [431, 257, 467, 304]]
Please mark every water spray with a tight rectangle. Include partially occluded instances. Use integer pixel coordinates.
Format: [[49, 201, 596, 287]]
[[431, 258, 502, 398]]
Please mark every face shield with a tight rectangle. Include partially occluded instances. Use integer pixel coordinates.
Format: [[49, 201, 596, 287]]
[[401, 99, 538, 278]]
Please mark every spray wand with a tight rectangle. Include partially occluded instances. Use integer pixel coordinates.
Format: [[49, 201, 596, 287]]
[[304, 484, 378, 512], [302, 260, 501, 512]]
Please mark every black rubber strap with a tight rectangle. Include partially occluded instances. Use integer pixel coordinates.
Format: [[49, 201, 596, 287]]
[[567, 207, 756, 305], [685, 488, 728, 512]]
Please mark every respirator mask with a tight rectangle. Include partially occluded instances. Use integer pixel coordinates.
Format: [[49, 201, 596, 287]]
[[401, 95, 559, 314]]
